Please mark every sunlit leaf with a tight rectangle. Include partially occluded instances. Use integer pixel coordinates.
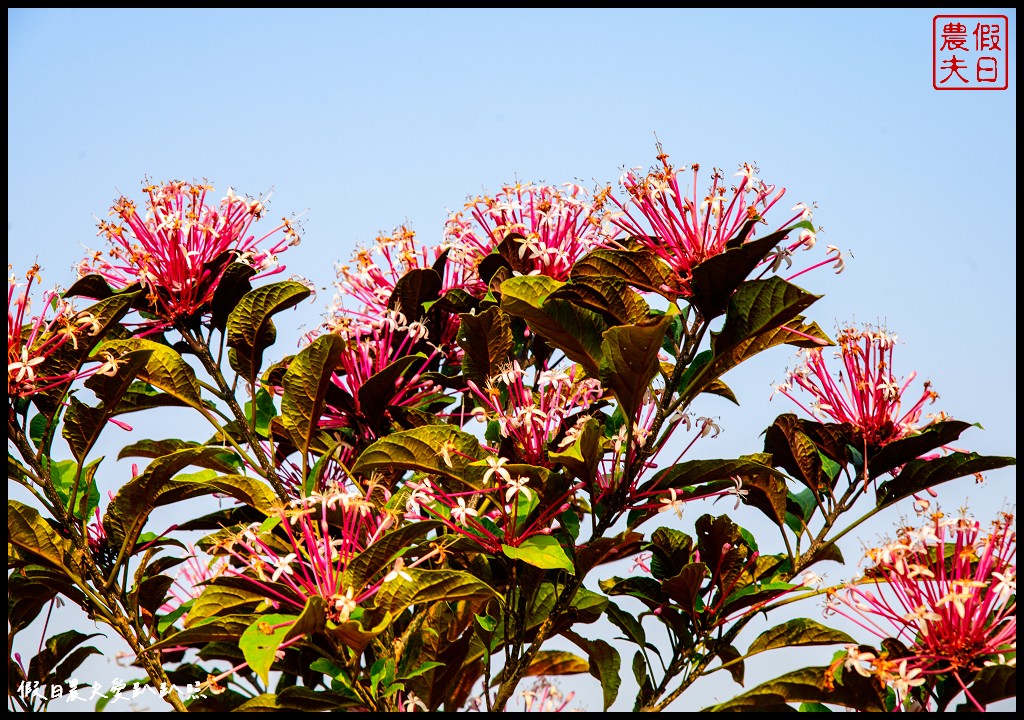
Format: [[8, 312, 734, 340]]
[[227, 280, 311, 383], [502, 536, 574, 572], [600, 314, 672, 422], [353, 425, 485, 481], [280, 334, 345, 459], [747, 619, 855, 657], [95, 338, 204, 410], [571, 248, 679, 297], [457, 307, 513, 383], [876, 452, 1016, 509], [525, 650, 590, 677]]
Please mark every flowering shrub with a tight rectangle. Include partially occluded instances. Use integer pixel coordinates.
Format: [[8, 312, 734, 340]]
[[7, 153, 1015, 713]]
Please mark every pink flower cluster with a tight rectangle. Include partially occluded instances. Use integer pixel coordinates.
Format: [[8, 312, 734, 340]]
[[80, 180, 300, 327], [827, 510, 1016, 709]]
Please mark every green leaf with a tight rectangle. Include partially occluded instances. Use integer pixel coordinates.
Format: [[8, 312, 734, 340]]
[[876, 452, 1016, 509], [154, 473, 278, 516], [549, 417, 603, 484], [798, 702, 833, 712], [718, 643, 745, 686], [457, 307, 513, 383], [570, 248, 679, 297], [227, 280, 311, 383], [598, 576, 667, 607], [866, 420, 974, 479], [957, 665, 1016, 710], [388, 268, 442, 322], [118, 438, 240, 473], [148, 614, 260, 653], [103, 446, 247, 550], [341, 520, 440, 592], [280, 334, 346, 459], [49, 456, 101, 520], [370, 568, 499, 618], [525, 650, 590, 676], [111, 381, 192, 416], [764, 415, 846, 494], [704, 665, 885, 712], [605, 601, 647, 648], [501, 535, 574, 572], [185, 584, 268, 627], [689, 224, 809, 319], [747, 619, 855, 657], [240, 613, 295, 685], [661, 563, 707, 614], [33, 290, 140, 420], [283, 595, 328, 642], [677, 278, 827, 409], [499, 275, 607, 375], [244, 388, 278, 437], [8, 500, 83, 577], [636, 457, 786, 497], [548, 276, 650, 325], [352, 425, 485, 480], [599, 314, 672, 421], [25, 629, 101, 684], [357, 354, 427, 431], [95, 338, 204, 410], [63, 350, 153, 462], [563, 630, 621, 711]]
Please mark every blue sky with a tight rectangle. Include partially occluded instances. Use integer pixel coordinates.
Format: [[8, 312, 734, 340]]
[[8, 8, 1016, 712]]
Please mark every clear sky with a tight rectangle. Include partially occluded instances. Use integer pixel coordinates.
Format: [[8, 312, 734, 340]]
[[8, 8, 1016, 712]]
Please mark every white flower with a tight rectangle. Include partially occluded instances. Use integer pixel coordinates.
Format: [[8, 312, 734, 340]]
[[483, 456, 512, 486], [451, 497, 478, 526], [658, 488, 685, 519], [504, 475, 533, 503], [270, 553, 297, 582], [383, 558, 412, 584]]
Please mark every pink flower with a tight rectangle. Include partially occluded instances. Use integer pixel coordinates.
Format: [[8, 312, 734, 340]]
[[466, 362, 603, 467], [445, 182, 612, 294], [772, 324, 943, 448], [79, 180, 300, 328], [316, 311, 447, 440], [216, 486, 398, 623], [826, 511, 1016, 710], [8, 265, 97, 399], [333, 224, 467, 332], [607, 149, 826, 295]]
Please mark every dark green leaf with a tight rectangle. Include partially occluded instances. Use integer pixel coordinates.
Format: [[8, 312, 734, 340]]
[[103, 447, 246, 550], [352, 425, 485, 481], [599, 314, 672, 422], [227, 280, 311, 383], [867, 420, 974, 478], [280, 334, 345, 459], [211, 262, 258, 332], [689, 224, 810, 319], [570, 248, 679, 297], [876, 453, 1016, 509], [388, 268, 442, 323], [563, 630, 621, 711], [502, 536, 574, 572], [718, 643, 745, 686], [705, 665, 885, 712], [747, 619, 855, 657], [457, 307, 513, 383], [548, 276, 649, 325]]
